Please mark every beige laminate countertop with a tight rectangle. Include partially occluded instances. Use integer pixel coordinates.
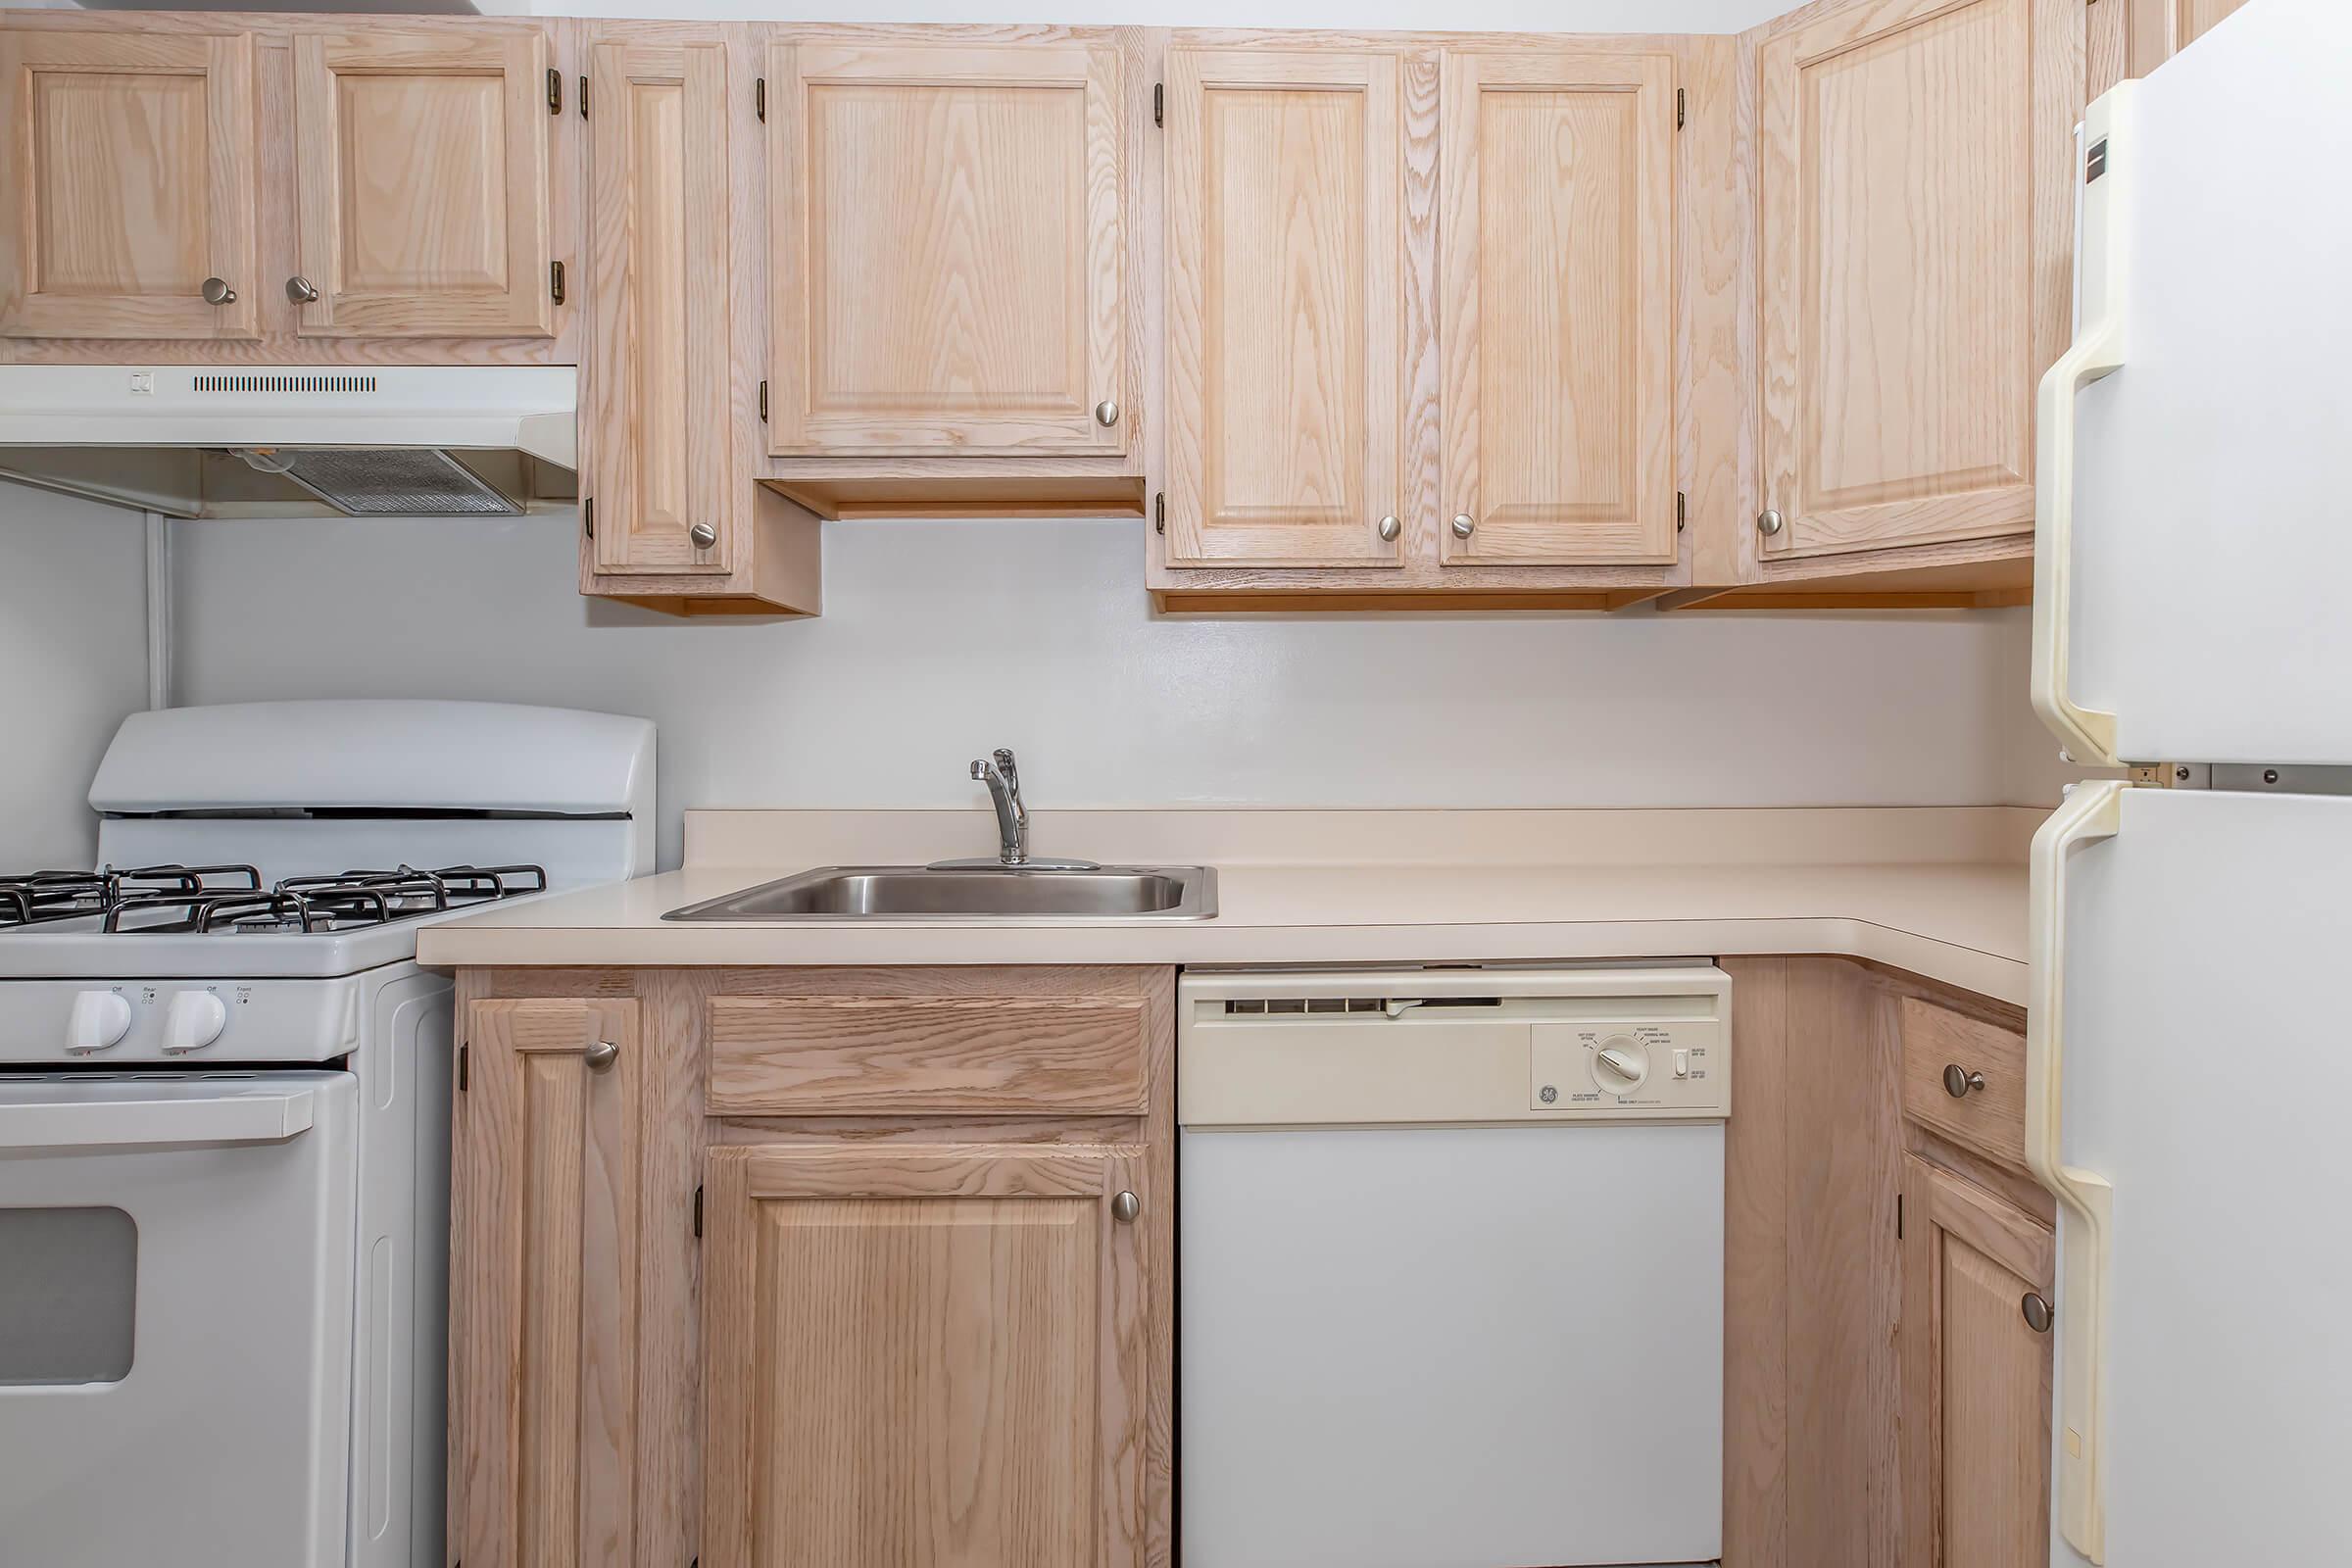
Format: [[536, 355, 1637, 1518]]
[[417, 808, 2036, 1004]]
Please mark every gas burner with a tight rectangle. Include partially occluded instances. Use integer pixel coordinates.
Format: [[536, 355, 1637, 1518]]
[[0, 864, 262, 928], [1, 862, 546, 935], [100, 862, 549, 935]]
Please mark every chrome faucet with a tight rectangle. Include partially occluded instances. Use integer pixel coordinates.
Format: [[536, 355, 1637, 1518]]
[[971, 748, 1030, 865]]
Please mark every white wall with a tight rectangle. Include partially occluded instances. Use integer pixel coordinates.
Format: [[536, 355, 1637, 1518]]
[[169, 511, 2030, 868], [0, 490, 152, 868]]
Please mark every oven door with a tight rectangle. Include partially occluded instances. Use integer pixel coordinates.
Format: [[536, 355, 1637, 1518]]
[[0, 1072, 358, 1568]]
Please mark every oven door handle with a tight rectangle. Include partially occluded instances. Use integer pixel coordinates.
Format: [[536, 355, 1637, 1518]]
[[0, 1086, 318, 1151]]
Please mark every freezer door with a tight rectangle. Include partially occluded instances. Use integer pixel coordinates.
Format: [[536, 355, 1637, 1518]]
[[2034, 0, 2352, 768], [2031, 784, 2352, 1565]]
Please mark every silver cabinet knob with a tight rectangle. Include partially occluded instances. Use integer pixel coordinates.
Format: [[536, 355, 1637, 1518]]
[[1377, 514, 1400, 542], [583, 1039, 619, 1071], [2021, 1292, 2053, 1334], [688, 521, 718, 550], [1942, 1063, 1986, 1099], [201, 277, 237, 306], [1450, 513, 1476, 539], [286, 275, 319, 304], [1756, 508, 1786, 537], [1110, 1190, 1141, 1224], [1095, 399, 1120, 427]]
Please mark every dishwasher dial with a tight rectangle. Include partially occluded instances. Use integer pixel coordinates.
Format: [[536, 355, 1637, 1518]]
[[1592, 1034, 1650, 1095]]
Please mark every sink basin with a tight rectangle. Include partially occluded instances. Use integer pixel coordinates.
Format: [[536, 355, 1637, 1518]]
[[661, 863, 1217, 922]]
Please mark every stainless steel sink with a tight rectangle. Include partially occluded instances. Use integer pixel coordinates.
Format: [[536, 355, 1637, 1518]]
[[661, 863, 1217, 922]]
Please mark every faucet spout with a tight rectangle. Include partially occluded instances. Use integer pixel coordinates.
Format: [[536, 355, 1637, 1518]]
[[970, 748, 1029, 865]]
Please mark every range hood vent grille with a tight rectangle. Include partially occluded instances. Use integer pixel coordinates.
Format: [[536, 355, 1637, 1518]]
[[192, 373, 380, 395], [247, 447, 523, 515]]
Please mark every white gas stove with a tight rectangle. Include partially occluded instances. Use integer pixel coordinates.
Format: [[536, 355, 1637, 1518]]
[[0, 699, 653, 1568]]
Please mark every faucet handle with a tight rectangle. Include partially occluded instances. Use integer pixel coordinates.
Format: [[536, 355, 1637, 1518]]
[[991, 747, 1018, 790]]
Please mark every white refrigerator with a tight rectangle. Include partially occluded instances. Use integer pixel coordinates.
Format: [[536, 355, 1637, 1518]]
[[2030, 0, 2352, 1562]]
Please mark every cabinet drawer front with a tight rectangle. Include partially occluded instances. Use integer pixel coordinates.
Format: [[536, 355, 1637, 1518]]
[[1899, 996, 2027, 1168], [707, 994, 1150, 1115]]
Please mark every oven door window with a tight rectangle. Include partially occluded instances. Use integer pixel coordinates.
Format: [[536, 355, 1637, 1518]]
[[0, 1206, 136, 1385]]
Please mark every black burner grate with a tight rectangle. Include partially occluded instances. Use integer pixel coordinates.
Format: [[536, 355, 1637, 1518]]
[[0, 862, 545, 934]]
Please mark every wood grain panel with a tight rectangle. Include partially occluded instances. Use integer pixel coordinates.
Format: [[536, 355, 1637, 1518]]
[[1165, 47, 1403, 567], [292, 27, 553, 337], [1785, 956, 1902, 1568], [2126, 0, 2251, 75], [587, 38, 731, 574], [1440, 49, 1675, 565], [1899, 1154, 2054, 1568], [702, 1144, 1147, 1568], [450, 997, 640, 1568], [767, 40, 1125, 456], [1898, 996, 2027, 1170], [1757, 0, 2079, 562], [0, 27, 259, 339], [707, 994, 1150, 1116], [1722, 956, 1789, 1568]]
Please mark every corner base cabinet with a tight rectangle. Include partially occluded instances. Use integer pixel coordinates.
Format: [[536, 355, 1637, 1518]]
[[448, 965, 1173, 1568]]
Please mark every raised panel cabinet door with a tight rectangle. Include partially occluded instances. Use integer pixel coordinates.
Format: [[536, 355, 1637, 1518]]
[[2126, 0, 2254, 75], [1898, 1154, 2054, 1568], [291, 28, 555, 338], [587, 38, 731, 574], [703, 1144, 1149, 1568], [449, 998, 641, 1568], [1440, 50, 1676, 566], [0, 28, 259, 339], [1757, 0, 2081, 560], [767, 40, 1126, 456], [1164, 47, 1404, 567]]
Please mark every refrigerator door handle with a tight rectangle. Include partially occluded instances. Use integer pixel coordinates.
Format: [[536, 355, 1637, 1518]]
[[2033, 85, 2135, 770], [2028, 778, 2126, 1563]]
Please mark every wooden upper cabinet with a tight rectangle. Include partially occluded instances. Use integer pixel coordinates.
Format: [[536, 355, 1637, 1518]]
[[449, 997, 642, 1568], [767, 40, 1127, 457], [0, 27, 259, 340], [702, 1143, 1149, 1568], [2128, 0, 2253, 75], [1899, 1155, 2055, 1568], [1757, 0, 2078, 562], [1164, 47, 1403, 568], [586, 37, 732, 575], [1439, 49, 1676, 566], [290, 28, 556, 338]]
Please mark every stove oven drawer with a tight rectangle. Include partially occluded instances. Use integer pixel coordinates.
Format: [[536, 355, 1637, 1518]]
[[0, 1071, 359, 1568], [706, 989, 1152, 1116]]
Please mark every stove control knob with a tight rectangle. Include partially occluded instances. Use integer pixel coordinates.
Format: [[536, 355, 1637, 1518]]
[[1592, 1034, 1649, 1095], [165, 991, 229, 1055], [68, 990, 133, 1054]]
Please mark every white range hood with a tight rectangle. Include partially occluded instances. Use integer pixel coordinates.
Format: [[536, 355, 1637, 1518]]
[[0, 364, 576, 518]]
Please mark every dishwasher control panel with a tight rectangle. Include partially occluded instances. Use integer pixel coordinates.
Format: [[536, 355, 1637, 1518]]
[[1530, 1020, 1723, 1114], [1179, 964, 1730, 1127]]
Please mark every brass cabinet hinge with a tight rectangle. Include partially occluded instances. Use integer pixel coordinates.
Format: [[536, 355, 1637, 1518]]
[[1676, 87, 1686, 130], [457, 1043, 468, 1093], [1676, 490, 1686, 533], [1895, 1192, 1902, 1240], [550, 260, 564, 305], [579, 74, 588, 119], [759, 380, 768, 422], [1154, 491, 1165, 535], [693, 1184, 704, 1239], [755, 76, 766, 122], [582, 497, 594, 539], [1153, 82, 1163, 127], [547, 67, 562, 116]]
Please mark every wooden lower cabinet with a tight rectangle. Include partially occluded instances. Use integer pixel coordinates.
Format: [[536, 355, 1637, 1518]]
[[449, 965, 1173, 1568], [1899, 1155, 2055, 1568], [448, 996, 643, 1568], [701, 1143, 1150, 1568]]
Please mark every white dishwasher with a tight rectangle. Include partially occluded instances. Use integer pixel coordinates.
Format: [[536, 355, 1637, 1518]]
[[1178, 964, 1729, 1568]]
